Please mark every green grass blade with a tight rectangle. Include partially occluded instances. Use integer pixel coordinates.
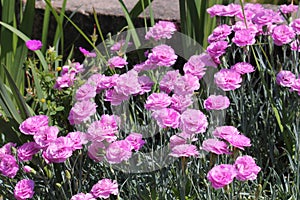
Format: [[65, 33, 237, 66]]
[[93, 8, 109, 58], [3, 66, 31, 119], [14, 0, 36, 93], [41, 0, 51, 53], [119, 0, 141, 48], [0, 21, 48, 72], [0, 77, 22, 123]]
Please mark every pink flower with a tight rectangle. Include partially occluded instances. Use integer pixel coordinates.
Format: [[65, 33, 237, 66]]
[[145, 20, 176, 40], [0, 142, 16, 155], [17, 142, 40, 162], [234, 155, 261, 181], [272, 25, 295, 46], [104, 88, 129, 105], [71, 193, 96, 200], [19, 115, 49, 135], [207, 4, 241, 17], [207, 41, 228, 58], [152, 108, 181, 129], [66, 131, 87, 150], [68, 100, 97, 125], [107, 56, 128, 69], [173, 74, 200, 96], [180, 109, 208, 134], [26, 39, 42, 51], [291, 18, 300, 34], [170, 94, 193, 113], [290, 40, 300, 52], [42, 137, 74, 163], [232, 29, 255, 47], [279, 4, 298, 14], [204, 95, 230, 110], [23, 166, 35, 173], [54, 73, 76, 90], [202, 138, 231, 155], [79, 47, 96, 57], [114, 70, 141, 96], [213, 126, 240, 139], [0, 154, 19, 178], [147, 44, 177, 67], [223, 134, 251, 150], [75, 84, 96, 101], [14, 179, 35, 200], [231, 62, 255, 74], [208, 24, 232, 43], [232, 21, 259, 35], [33, 126, 59, 149], [145, 93, 172, 111], [169, 132, 196, 149], [214, 69, 242, 91], [169, 144, 199, 157], [276, 70, 296, 87], [235, 9, 255, 21], [183, 54, 207, 79], [207, 164, 236, 189], [87, 141, 106, 162], [291, 79, 300, 95], [159, 70, 180, 93], [105, 140, 132, 164], [88, 74, 118, 92], [252, 9, 282, 27], [137, 75, 154, 94], [125, 133, 145, 151], [110, 39, 132, 52], [90, 178, 118, 199], [133, 61, 158, 72], [87, 115, 119, 143]]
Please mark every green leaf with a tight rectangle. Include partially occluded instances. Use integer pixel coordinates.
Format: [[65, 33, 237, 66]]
[[3, 66, 32, 119], [0, 21, 49, 72], [119, 0, 141, 48]]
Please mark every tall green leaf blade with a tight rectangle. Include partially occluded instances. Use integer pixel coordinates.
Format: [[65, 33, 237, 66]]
[[119, 0, 141, 48], [0, 21, 48, 72], [3, 66, 31, 119]]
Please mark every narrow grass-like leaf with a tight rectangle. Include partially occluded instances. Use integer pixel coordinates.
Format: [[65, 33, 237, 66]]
[[0, 77, 22, 123], [41, 1, 51, 53], [3, 66, 31, 119], [119, 0, 141, 48], [93, 8, 109, 58], [0, 21, 48, 72]]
